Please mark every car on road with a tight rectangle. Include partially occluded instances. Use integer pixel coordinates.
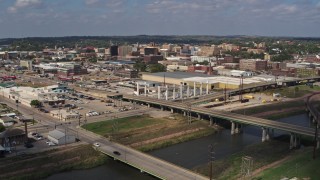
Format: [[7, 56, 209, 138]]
[[113, 151, 121, 156], [48, 142, 56, 146], [36, 136, 43, 140], [93, 143, 100, 147], [24, 142, 33, 148]]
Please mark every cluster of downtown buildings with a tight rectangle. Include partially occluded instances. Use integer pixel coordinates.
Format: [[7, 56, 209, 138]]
[[1, 40, 320, 80]]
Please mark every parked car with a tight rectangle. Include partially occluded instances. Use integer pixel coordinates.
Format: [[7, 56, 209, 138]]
[[113, 151, 121, 156]]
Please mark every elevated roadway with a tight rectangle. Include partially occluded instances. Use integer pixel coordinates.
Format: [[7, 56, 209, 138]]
[[0, 97, 208, 180], [185, 76, 320, 105], [124, 95, 316, 137]]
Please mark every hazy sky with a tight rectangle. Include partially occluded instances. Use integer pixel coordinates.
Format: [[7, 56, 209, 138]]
[[0, 0, 320, 38]]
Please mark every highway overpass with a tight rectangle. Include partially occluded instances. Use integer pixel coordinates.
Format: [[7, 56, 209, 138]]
[[123, 94, 318, 149]]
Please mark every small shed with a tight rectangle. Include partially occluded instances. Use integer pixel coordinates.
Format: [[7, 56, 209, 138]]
[[47, 129, 75, 145]]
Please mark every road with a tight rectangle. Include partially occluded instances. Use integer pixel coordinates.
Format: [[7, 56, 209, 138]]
[[124, 94, 316, 137], [1, 96, 208, 180]]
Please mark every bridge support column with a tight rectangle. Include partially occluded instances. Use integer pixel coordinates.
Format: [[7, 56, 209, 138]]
[[171, 108, 174, 113], [137, 83, 140, 96], [313, 117, 316, 124], [209, 116, 213, 126], [290, 133, 296, 149], [265, 128, 270, 141], [144, 83, 147, 96], [206, 81, 209, 95], [183, 111, 186, 116], [235, 123, 242, 134], [147, 104, 150, 108], [158, 86, 161, 99], [194, 82, 196, 97], [197, 114, 201, 120], [231, 122, 235, 135], [262, 127, 266, 142], [200, 83, 203, 96], [172, 85, 176, 100], [180, 84, 183, 99], [160, 106, 164, 111], [187, 84, 190, 98], [317, 140, 320, 149], [165, 85, 168, 101]]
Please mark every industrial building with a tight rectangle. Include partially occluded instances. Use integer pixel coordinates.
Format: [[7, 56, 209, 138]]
[[142, 72, 261, 90], [47, 130, 75, 145], [0, 84, 68, 107]]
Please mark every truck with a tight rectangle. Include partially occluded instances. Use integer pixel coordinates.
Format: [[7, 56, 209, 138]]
[[243, 95, 254, 99]]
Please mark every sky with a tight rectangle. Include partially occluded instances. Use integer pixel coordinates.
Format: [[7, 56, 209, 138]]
[[0, 0, 320, 38]]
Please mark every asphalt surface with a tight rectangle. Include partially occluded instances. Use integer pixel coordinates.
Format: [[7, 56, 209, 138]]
[[1, 96, 208, 180]]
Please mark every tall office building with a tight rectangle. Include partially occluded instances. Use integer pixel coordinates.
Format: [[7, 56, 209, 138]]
[[110, 45, 118, 56]]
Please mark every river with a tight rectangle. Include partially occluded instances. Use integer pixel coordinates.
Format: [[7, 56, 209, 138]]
[[47, 113, 310, 179]]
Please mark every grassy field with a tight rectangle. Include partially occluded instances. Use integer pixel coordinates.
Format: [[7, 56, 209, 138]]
[[82, 114, 218, 151], [255, 148, 320, 180], [263, 85, 320, 98], [0, 145, 108, 180], [193, 136, 296, 180], [233, 100, 305, 116], [82, 115, 165, 136]]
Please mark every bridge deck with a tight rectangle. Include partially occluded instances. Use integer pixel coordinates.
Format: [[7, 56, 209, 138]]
[[94, 140, 208, 180], [124, 95, 315, 137]]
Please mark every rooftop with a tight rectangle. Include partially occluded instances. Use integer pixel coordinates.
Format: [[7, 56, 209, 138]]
[[149, 72, 215, 79]]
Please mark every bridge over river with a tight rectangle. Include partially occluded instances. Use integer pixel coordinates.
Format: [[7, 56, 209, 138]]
[[123, 94, 318, 149]]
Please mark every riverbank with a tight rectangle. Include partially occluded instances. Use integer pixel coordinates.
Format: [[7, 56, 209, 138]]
[[0, 144, 108, 180], [82, 114, 219, 152], [232, 99, 307, 120], [192, 135, 318, 180]]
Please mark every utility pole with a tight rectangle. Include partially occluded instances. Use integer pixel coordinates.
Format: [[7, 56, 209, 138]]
[[313, 114, 318, 159], [208, 144, 215, 180], [78, 115, 81, 126], [241, 156, 253, 179]]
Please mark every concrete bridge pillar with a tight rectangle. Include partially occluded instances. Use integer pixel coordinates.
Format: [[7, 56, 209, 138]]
[[171, 108, 174, 113], [231, 122, 235, 135], [265, 128, 270, 141], [290, 133, 295, 149], [313, 117, 317, 124], [137, 83, 140, 96], [200, 83, 203, 96], [194, 82, 197, 97], [180, 84, 183, 99], [158, 86, 161, 99], [235, 123, 242, 134], [183, 111, 186, 116], [187, 84, 190, 98], [144, 83, 147, 96], [209, 116, 213, 126], [165, 85, 168, 101], [197, 113, 201, 120], [161, 106, 164, 111], [206, 81, 209, 95], [262, 127, 267, 142], [172, 85, 176, 100], [147, 104, 150, 108], [317, 140, 320, 149]]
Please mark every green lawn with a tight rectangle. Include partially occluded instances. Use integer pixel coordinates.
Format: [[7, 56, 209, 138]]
[[82, 115, 164, 135], [233, 100, 305, 116], [263, 85, 320, 98], [255, 149, 320, 180]]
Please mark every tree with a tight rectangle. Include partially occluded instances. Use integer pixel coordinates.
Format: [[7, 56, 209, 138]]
[[148, 64, 166, 73], [0, 124, 5, 133], [30, 100, 41, 107], [133, 61, 147, 72]]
